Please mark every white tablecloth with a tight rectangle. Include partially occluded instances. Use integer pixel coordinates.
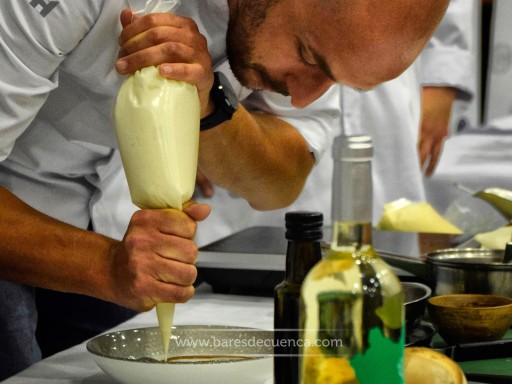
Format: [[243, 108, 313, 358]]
[[0, 285, 273, 384]]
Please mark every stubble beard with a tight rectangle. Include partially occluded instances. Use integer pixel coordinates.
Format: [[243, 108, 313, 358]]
[[225, 1, 289, 96]]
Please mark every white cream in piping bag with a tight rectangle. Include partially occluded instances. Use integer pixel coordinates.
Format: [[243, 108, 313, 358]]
[[114, 66, 200, 357]]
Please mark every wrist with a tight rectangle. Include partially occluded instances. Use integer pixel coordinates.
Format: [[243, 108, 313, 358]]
[[200, 72, 238, 131]]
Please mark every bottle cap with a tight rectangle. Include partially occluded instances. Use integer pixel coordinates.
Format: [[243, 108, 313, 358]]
[[285, 211, 323, 241], [332, 135, 373, 161]]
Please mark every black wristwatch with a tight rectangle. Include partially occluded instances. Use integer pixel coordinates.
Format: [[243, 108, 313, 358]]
[[200, 71, 238, 131]]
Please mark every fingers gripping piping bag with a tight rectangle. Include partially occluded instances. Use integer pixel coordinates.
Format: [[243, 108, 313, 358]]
[[114, 0, 200, 358]]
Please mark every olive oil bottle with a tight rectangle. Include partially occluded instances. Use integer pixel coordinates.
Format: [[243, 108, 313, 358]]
[[299, 136, 404, 384], [274, 211, 323, 384]]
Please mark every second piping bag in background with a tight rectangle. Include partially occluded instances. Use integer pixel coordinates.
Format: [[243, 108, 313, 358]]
[[113, 0, 200, 356]]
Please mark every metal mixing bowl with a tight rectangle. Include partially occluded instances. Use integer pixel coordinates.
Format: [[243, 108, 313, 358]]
[[403, 282, 432, 332]]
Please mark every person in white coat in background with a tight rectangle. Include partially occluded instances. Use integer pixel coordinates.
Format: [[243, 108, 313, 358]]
[[342, 0, 476, 225], [192, 0, 476, 247], [424, 0, 512, 230]]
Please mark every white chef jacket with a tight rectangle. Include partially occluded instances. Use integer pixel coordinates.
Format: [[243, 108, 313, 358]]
[[478, 0, 512, 124], [343, 0, 476, 224], [341, 66, 424, 224], [420, 0, 476, 100], [193, 0, 476, 247], [0, 0, 339, 240]]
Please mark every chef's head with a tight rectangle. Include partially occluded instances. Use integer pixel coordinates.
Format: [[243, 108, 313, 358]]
[[226, 0, 449, 108]]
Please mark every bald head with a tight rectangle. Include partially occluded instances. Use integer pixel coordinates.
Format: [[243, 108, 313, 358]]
[[227, 0, 449, 106], [305, 0, 450, 89]]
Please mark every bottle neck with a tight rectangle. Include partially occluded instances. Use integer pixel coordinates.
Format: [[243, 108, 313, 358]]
[[285, 240, 322, 283], [331, 159, 372, 224], [331, 221, 372, 251], [331, 155, 373, 251]]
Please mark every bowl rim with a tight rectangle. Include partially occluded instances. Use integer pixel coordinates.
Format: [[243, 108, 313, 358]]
[[427, 293, 512, 309], [427, 248, 512, 270], [86, 325, 273, 365], [403, 282, 432, 305]]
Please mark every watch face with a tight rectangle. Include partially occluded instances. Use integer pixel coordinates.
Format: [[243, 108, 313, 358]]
[[217, 72, 238, 111]]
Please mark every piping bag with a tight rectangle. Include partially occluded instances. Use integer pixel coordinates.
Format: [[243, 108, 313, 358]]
[[114, 0, 200, 357]]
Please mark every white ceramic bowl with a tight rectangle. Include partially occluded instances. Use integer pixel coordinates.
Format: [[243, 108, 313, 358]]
[[86, 325, 273, 384]]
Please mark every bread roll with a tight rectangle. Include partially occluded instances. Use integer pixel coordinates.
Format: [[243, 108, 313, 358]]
[[405, 347, 467, 384]]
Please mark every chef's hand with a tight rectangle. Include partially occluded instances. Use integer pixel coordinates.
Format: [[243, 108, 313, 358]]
[[418, 86, 456, 177], [116, 8, 215, 119], [106, 201, 211, 312]]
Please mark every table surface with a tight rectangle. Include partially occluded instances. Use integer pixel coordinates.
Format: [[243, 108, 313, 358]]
[[1, 284, 509, 384], [0, 284, 273, 384]]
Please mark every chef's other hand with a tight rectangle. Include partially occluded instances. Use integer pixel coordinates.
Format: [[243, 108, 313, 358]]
[[418, 86, 456, 177], [116, 8, 214, 119], [106, 201, 210, 312]]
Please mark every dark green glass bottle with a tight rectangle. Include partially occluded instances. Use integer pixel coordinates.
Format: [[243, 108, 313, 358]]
[[274, 211, 323, 384]]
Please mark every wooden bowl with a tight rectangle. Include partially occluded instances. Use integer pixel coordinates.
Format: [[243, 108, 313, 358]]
[[427, 294, 512, 345]]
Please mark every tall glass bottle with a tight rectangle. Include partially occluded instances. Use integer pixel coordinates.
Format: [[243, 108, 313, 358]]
[[274, 211, 324, 384], [299, 136, 404, 384]]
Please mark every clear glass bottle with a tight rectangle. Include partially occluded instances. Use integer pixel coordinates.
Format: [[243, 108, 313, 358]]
[[274, 211, 324, 384], [299, 135, 404, 384]]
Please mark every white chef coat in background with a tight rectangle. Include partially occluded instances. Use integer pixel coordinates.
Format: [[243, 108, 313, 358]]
[[484, 0, 512, 123]]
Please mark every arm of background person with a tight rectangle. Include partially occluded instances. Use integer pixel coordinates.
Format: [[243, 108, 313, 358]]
[[418, 0, 477, 176], [419, 86, 457, 176]]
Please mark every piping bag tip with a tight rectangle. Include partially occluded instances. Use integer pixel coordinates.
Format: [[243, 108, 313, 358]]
[[156, 302, 176, 357]]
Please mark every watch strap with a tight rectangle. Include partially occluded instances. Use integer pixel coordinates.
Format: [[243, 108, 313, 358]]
[[200, 72, 237, 131]]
